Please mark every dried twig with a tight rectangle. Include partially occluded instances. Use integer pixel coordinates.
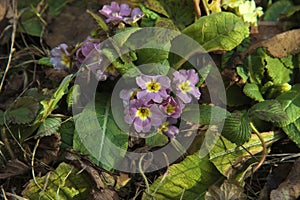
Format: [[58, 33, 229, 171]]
[[0, 0, 18, 93], [250, 122, 267, 173]]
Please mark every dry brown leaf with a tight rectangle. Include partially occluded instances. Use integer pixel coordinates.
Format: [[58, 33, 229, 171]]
[[243, 29, 300, 58], [89, 188, 119, 200], [45, 5, 97, 48], [45, 68, 69, 82], [270, 158, 300, 200], [36, 132, 61, 164], [262, 29, 300, 58], [206, 180, 247, 200], [0, 159, 29, 179], [0, 0, 7, 21]]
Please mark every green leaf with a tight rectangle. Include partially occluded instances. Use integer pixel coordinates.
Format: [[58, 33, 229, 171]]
[[210, 132, 282, 179], [114, 27, 141, 46], [140, 62, 170, 76], [47, 0, 69, 17], [59, 120, 74, 149], [226, 84, 251, 107], [37, 74, 73, 122], [18, 8, 43, 37], [144, 154, 223, 200], [73, 93, 128, 170], [146, 133, 169, 148], [236, 66, 248, 83], [35, 117, 62, 138], [282, 118, 300, 148], [5, 97, 40, 124], [162, 0, 195, 29], [38, 57, 52, 67], [249, 100, 288, 123], [87, 9, 108, 32], [0, 110, 4, 125], [198, 64, 213, 86], [276, 84, 300, 146], [243, 83, 264, 102], [144, 0, 169, 17], [221, 111, 252, 145], [155, 17, 178, 30], [22, 162, 93, 200], [276, 84, 300, 126], [67, 84, 80, 109], [136, 47, 170, 65], [263, 0, 293, 21], [182, 12, 249, 52], [245, 54, 265, 85], [265, 55, 292, 85], [182, 104, 229, 125], [285, 5, 300, 18]]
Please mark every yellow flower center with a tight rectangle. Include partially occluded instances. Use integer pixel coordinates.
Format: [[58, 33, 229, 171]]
[[136, 107, 151, 121], [146, 81, 161, 93], [166, 105, 175, 114], [105, 65, 117, 74], [157, 122, 169, 133], [179, 81, 191, 93], [61, 54, 71, 68]]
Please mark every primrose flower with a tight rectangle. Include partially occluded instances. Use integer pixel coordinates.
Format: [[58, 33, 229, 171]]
[[173, 69, 201, 103], [124, 7, 144, 23], [236, 0, 263, 26], [222, 0, 244, 9], [120, 88, 139, 106], [50, 43, 71, 70], [125, 99, 165, 133], [76, 37, 100, 64], [157, 120, 179, 138], [99, 1, 143, 24], [160, 96, 183, 119], [136, 75, 171, 103]]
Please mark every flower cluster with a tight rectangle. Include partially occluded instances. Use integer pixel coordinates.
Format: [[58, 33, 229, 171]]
[[50, 37, 119, 81], [222, 0, 263, 26], [120, 69, 201, 138], [99, 1, 144, 24]]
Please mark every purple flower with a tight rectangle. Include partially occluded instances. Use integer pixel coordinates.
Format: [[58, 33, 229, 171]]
[[120, 88, 139, 106], [160, 96, 183, 118], [124, 99, 165, 133], [50, 43, 71, 70], [99, 2, 143, 24], [157, 120, 179, 138], [173, 69, 201, 103], [136, 75, 171, 103], [76, 38, 119, 81], [76, 37, 100, 63], [124, 7, 144, 23]]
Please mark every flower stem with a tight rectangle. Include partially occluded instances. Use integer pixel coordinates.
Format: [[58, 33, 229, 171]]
[[250, 122, 267, 173]]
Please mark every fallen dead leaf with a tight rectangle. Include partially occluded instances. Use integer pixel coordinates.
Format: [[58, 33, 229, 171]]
[[270, 158, 300, 200], [259, 163, 293, 200], [206, 180, 247, 200], [243, 29, 300, 58], [0, 0, 13, 21], [0, 0, 7, 21], [263, 29, 300, 58], [45, 68, 69, 82], [0, 159, 29, 179], [45, 5, 97, 48], [89, 188, 120, 200], [36, 132, 61, 164]]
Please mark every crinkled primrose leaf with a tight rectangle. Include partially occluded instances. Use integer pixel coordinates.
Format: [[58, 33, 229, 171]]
[[143, 154, 223, 200], [22, 162, 93, 200], [182, 12, 249, 52]]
